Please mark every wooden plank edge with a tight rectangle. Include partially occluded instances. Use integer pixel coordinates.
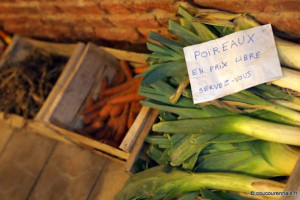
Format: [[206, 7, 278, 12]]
[[124, 109, 159, 174], [93, 150, 126, 165], [35, 42, 86, 121], [46, 123, 130, 160], [119, 107, 151, 152], [101, 46, 147, 65], [38, 43, 91, 123]]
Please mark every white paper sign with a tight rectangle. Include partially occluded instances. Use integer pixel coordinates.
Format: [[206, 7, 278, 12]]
[[183, 24, 282, 104]]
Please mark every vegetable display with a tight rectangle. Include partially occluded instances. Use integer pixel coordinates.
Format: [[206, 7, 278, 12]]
[[79, 61, 146, 147], [116, 5, 300, 200]]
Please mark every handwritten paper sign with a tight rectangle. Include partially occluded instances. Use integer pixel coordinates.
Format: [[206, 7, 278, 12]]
[[183, 24, 282, 104]]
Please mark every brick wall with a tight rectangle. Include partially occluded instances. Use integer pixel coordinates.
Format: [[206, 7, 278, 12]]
[[0, 0, 190, 44], [0, 0, 299, 45]]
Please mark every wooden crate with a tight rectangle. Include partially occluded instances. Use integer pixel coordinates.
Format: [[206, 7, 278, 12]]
[[0, 35, 85, 120], [34, 42, 149, 161]]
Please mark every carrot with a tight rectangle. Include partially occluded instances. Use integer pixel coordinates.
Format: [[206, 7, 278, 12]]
[[82, 82, 140, 114], [107, 116, 116, 128], [82, 98, 108, 114], [110, 103, 125, 117], [127, 102, 138, 129], [117, 72, 127, 85], [83, 119, 104, 134], [127, 111, 137, 129], [98, 75, 108, 96], [113, 103, 129, 144], [111, 71, 126, 87], [85, 96, 94, 107], [83, 97, 94, 116], [82, 109, 100, 125], [120, 60, 133, 79], [101, 77, 142, 96], [82, 90, 128, 115], [109, 93, 144, 105], [99, 104, 113, 120], [133, 66, 148, 75], [130, 101, 142, 114], [111, 71, 120, 86]]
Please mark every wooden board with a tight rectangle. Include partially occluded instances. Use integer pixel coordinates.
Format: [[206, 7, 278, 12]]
[[28, 142, 107, 200], [87, 158, 130, 200], [0, 122, 14, 155], [35, 42, 85, 121], [0, 130, 56, 200], [0, 124, 129, 200]]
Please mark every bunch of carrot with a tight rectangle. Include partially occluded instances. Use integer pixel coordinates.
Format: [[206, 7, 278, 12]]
[[79, 61, 147, 147]]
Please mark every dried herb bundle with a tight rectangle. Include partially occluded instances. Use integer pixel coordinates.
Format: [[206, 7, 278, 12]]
[[0, 48, 68, 119]]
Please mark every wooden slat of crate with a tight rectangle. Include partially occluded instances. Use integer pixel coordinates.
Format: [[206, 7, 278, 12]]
[[43, 43, 119, 128], [120, 107, 154, 152], [124, 108, 159, 174], [0, 35, 80, 68], [0, 112, 130, 160], [35, 42, 85, 121], [47, 123, 130, 160]]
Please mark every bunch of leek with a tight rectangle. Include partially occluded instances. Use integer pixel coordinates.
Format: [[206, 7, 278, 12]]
[[116, 5, 300, 200], [141, 90, 299, 177], [137, 5, 300, 145], [146, 132, 298, 177]]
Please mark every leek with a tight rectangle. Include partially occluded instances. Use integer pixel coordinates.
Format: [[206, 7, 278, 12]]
[[115, 165, 285, 200], [152, 115, 300, 146]]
